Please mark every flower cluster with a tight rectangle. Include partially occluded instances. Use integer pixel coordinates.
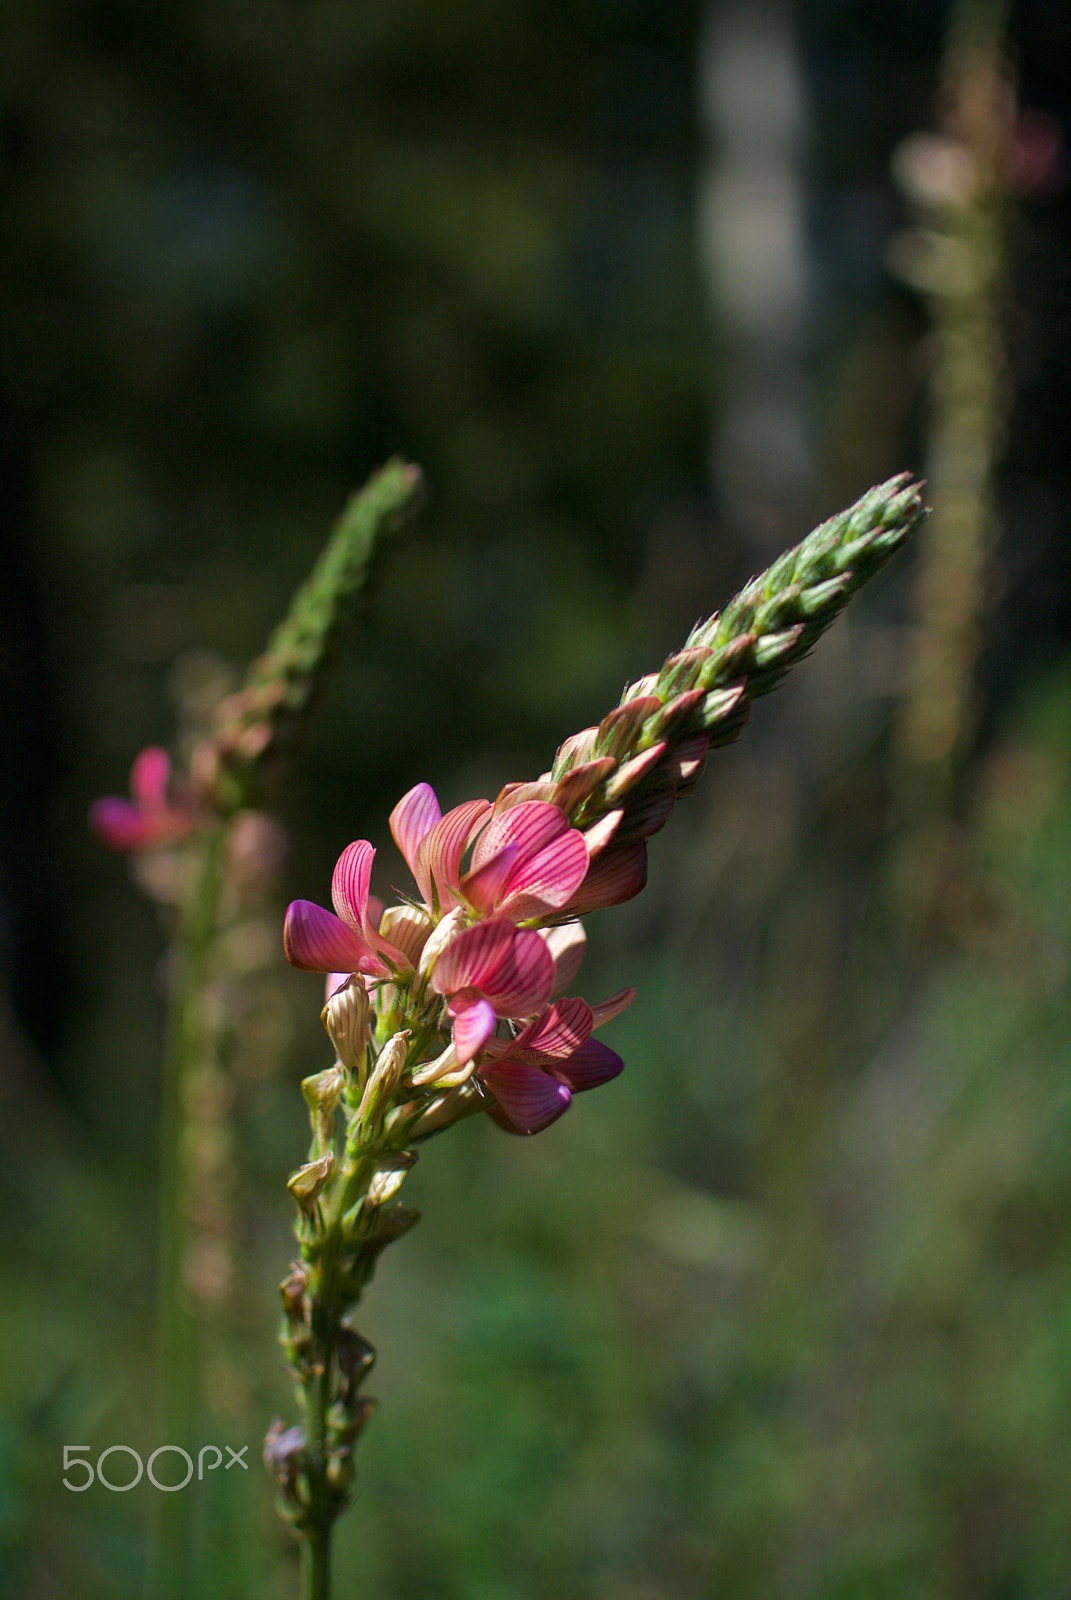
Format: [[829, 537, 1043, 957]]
[[283, 782, 636, 1135]]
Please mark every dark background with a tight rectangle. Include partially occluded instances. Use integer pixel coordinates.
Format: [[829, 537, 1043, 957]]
[[3, 1, 1071, 1596]]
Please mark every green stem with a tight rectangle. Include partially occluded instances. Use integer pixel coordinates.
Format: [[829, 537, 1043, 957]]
[[145, 822, 228, 1600], [302, 1278, 340, 1600]]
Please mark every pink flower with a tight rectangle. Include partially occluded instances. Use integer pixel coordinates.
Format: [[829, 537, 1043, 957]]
[[390, 784, 589, 921], [89, 747, 196, 852], [479, 987, 636, 1135], [283, 840, 410, 979], [428, 916, 557, 1064]]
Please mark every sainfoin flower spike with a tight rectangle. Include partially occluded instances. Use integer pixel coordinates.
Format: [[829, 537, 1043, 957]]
[[270, 473, 927, 1585]]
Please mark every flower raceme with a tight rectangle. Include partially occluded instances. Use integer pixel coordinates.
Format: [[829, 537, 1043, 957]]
[[283, 782, 636, 1134]]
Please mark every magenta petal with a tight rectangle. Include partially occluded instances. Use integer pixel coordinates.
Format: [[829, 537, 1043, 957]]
[[498, 828, 589, 916], [420, 799, 492, 911], [590, 987, 637, 1027], [480, 1061, 572, 1133], [89, 797, 151, 850], [470, 800, 566, 873], [390, 783, 441, 898], [461, 842, 519, 914], [451, 997, 497, 1065], [551, 1039, 623, 1092], [543, 922, 587, 995], [430, 918, 514, 995], [283, 900, 380, 974], [564, 841, 648, 914], [518, 996, 593, 1059], [130, 746, 171, 807], [479, 928, 554, 1017], [331, 840, 376, 935]]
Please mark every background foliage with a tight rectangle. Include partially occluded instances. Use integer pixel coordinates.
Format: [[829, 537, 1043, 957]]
[[2, 0, 1071, 1595]]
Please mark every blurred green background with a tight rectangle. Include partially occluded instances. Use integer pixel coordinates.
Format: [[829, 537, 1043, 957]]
[[3, 0, 1071, 1595]]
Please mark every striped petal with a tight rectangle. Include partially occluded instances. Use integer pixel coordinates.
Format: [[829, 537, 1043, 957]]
[[480, 1061, 572, 1133], [498, 828, 589, 917], [450, 998, 497, 1066], [590, 987, 637, 1027], [430, 918, 514, 996], [542, 922, 587, 995], [462, 843, 519, 915], [283, 900, 382, 975], [551, 1039, 623, 1092], [515, 996, 593, 1060], [331, 840, 376, 936], [389, 783, 442, 900], [419, 799, 492, 912], [471, 800, 566, 873], [564, 841, 647, 914], [478, 928, 554, 1017]]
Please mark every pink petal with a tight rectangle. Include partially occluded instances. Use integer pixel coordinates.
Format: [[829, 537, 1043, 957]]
[[497, 828, 589, 917], [419, 799, 492, 912], [389, 783, 442, 899], [450, 997, 497, 1065], [331, 840, 375, 935], [471, 800, 567, 873], [492, 780, 557, 812], [461, 842, 519, 915], [325, 971, 353, 1000], [516, 996, 593, 1060], [283, 900, 382, 975], [480, 1061, 572, 1133], [430, 918, 515, 995], [478, 928, 554, 1017], [579, 810, 622, 857], [616, 790, 675, 841], [542, 922, 587, 994], [89, 797, 152, 851], [130, 746, 172, 808], [564, 841, 647, 914], [590, 987, 637, 1028], [551, 1039, 623, 1092]]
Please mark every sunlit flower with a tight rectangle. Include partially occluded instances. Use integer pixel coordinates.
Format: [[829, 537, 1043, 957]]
[[479, 987, 635, 1134], [283, 840, 410, 979], [390, 783, 589, 921]]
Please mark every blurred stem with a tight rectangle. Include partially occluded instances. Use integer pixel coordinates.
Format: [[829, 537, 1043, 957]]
[[891, 0, 1011, 827], [146, 822, 228, 1600]]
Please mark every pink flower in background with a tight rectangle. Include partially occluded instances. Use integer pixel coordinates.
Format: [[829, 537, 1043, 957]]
[[89, 747, 197, 852]]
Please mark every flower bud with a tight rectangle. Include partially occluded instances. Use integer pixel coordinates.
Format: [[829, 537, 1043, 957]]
[[366, 1151, 417, 1206], [287, 1150, 335, 1212], [302, 1065, 345, 1150], [322, 979, 371, 1077], [357, 1031, 410, 1130], [417, 906, 465, 980]]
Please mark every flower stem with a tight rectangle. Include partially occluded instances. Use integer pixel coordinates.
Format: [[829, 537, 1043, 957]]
[[145, 822, 228, 1600]]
